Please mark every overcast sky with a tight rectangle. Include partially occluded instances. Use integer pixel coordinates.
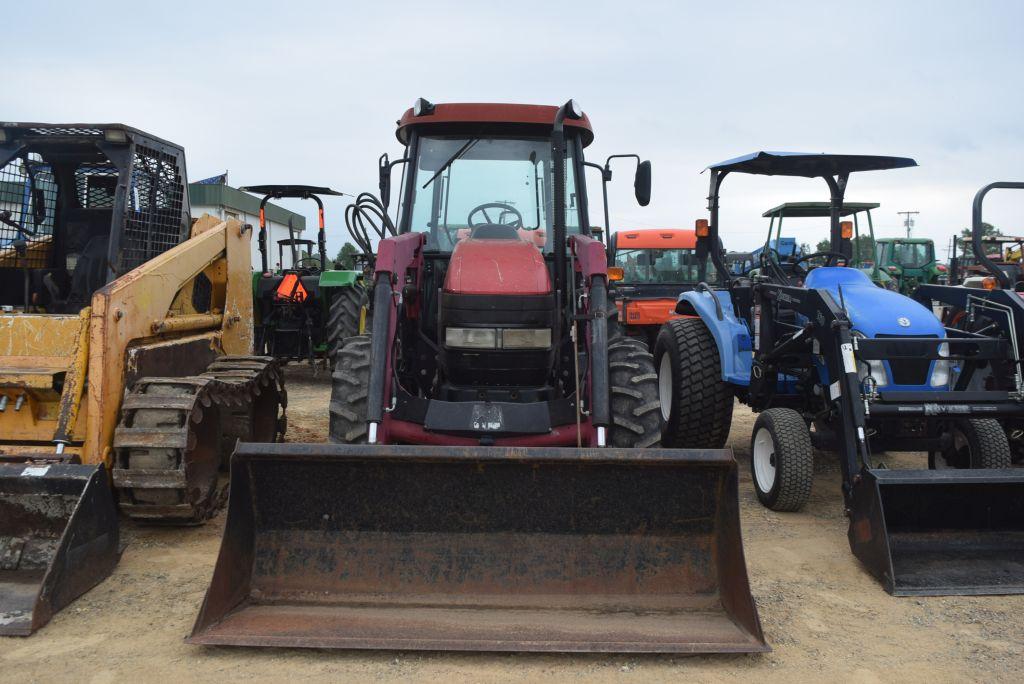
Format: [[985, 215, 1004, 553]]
[[6, 0, 1022, 255]]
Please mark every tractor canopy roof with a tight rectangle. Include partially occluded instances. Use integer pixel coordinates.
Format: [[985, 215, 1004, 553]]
[[397, 102, 594, 147], [706, 152, 917, 177], [613, 228, 696, 249], [876, 236, 935, 244], [240, 185, 345, 199], [762, 201, 880, 218], [277, 238, 316, 247], [0, 122, 182, 151]]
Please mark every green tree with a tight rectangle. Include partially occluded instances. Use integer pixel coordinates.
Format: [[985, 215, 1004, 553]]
[[960, 222, 1000, 239], [851, 234, 875, 263], [816, 239, 831, 253], [799, 242, 811, 256], [334, 242, 358, 269]]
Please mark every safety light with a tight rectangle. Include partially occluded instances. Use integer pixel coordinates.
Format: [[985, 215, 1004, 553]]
[[413, 98, 435, 117], [103, 128, 128, 144], [983, 276, 998, 290], [937, 264, 948, 272], [840, 221, 853, 239], [607, 266, 624, 281], [695, 219, 710, 237]]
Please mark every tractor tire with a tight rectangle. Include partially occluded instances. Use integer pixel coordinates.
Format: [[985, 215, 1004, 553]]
[[654, 318, 734, 448], [326, 284, 365, 369], [608, 338, 662, 449], [329, 335, 371, 443], [750, 408, 814, 512], [929, 418, 1012, 469]]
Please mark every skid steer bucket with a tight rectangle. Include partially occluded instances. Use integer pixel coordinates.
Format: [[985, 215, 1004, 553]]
[[850, 468, 1024, 596], [189, 443, 767, 653], [0, 463, 119, 635]]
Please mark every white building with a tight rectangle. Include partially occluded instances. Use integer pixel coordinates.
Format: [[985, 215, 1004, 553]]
[[188, 182, 308, 271]]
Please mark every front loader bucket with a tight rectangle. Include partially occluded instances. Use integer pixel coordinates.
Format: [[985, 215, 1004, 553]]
[[189, 444, 767, 653], [849, 468, 1024, 596], [0, 463, 119, 635]]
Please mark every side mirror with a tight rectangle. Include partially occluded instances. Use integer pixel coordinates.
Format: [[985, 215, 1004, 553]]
[[634, 160, 651, 207], [590, 225, 604, 238], [378, 153, 391, 210]]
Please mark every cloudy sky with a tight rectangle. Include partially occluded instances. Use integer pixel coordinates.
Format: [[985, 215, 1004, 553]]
[[7, 0, 1022, 255]]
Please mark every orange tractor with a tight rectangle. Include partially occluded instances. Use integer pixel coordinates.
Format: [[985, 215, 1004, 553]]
[[608, 228, 707, 345]]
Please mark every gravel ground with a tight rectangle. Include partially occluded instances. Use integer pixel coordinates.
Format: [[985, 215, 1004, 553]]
[[2, 364, 1021, 683]]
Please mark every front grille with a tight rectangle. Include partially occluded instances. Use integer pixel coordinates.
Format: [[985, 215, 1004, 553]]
[[877, 334, 935, 385]]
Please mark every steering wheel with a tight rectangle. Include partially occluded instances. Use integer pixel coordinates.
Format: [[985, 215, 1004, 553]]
[[468, 202, 524, 229], [294, 256, 323, 272], [791, 251, 849, 276]]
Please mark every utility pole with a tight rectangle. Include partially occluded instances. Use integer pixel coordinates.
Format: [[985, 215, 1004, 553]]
[[898, 210, 919, 238]]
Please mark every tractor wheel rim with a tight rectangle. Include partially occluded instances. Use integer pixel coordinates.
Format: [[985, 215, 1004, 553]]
[[658, 354, 672, 423], [753, 427, 777, 493]]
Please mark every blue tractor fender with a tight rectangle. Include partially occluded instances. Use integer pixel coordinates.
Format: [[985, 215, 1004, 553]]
[[675, 288, 752, 386]]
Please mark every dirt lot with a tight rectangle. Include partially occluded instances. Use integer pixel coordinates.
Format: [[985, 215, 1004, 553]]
[[3, 365, 1022, 683]]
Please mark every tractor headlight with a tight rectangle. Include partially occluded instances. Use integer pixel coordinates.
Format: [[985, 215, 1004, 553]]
[[930, 342, 951, 387], [501, 328, 552, 349], [445, 328, 497, 349], [852, 331, 888, 387]]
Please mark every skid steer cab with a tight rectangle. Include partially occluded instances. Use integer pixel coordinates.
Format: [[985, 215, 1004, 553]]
[[656, 152, 1024, 597], [244, 184, 366, 368], [189, 100, 767, 655]]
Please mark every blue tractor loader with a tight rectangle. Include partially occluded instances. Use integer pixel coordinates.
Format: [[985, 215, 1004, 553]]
[[655, 152, 1024, 596]]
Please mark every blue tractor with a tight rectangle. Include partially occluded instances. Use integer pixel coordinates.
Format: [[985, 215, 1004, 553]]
[[655, 152, 1024, 595]]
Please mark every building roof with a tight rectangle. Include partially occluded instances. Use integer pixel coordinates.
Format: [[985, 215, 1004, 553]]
[[188, 183, 306, 230]]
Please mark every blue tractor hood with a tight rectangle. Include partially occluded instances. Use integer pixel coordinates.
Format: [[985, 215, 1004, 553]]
[[803, 267, 943, 338]]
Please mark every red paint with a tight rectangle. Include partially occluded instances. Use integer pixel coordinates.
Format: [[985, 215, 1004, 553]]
[[613, 229, 697, 250], [568, 234, 608, 281], [397, 103, 594, 147], [384, 416, 595, 447], [375, 232, 425, 278], [444, 239, 551, 295]]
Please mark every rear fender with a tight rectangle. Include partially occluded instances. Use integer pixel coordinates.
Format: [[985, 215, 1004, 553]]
[[676, 289, 751, 386]]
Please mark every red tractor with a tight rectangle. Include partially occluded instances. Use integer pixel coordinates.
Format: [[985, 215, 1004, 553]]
[[189, 100, 765, 655]]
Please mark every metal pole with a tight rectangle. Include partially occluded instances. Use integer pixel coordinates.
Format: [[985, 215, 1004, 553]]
[[898, 210, 919, 238]]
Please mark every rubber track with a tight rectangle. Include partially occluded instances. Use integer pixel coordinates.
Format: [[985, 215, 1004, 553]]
[[112, 356, 286, 524]]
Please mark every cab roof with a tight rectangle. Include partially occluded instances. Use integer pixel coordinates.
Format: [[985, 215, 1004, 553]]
[[397, 103, 594, 147], [762, 201, 880, 218], [613, 228, 696, 249]]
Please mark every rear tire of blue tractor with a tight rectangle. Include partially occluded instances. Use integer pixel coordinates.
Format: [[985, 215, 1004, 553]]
[[928, 418, 1012, 470], [750, 408, 813, 512], [654, 318, 733, 448]]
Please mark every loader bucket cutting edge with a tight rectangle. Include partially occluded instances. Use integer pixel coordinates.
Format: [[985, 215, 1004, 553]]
[[850, 468, 1024, 596], [0, 463, 119, 636], [188, 443, 767, 653]]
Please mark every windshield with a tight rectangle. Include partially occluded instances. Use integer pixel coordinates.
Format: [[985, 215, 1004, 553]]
[[403, 135, 581, 253], [888, 241, 934, 267], [614, 248, 715, 284]]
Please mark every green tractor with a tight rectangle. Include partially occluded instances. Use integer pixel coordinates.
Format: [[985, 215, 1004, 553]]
[[244, 185, 367, 369], [875, 236, 946, 293]]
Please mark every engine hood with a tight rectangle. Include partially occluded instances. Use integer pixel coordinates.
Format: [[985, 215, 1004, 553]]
[[804, 267, 944, 338], [444, 238, 551, 296]]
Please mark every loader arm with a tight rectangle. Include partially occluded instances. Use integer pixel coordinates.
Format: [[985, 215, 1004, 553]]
[[82, 217, 253, 465]]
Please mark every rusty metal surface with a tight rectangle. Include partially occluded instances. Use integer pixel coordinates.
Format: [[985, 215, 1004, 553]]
[[0, 463, 119, 636], [849, 467, 1024, 595], [189, 444, 767, 653]]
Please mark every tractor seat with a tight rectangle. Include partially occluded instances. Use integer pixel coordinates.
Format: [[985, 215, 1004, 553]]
[[470, 224, 521, 240], [803, 266, 874, 291], [65, 236, 111, 308]]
